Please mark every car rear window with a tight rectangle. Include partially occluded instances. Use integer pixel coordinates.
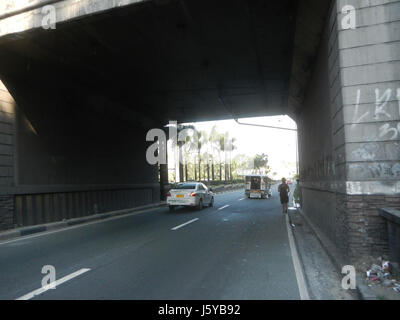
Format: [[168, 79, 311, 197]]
[[173, 184, 197, 190]]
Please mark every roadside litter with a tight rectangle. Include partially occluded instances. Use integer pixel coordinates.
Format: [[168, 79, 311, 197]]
[[365, 257, 400, 293]]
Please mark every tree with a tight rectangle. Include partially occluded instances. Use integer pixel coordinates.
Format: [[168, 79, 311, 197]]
[[227, 137, 237, 181], [208, 125, 219, 181], [174, 125, 239, 183], [217, 134, 226, 181], [253, 153, 270, 174], [232, 154, 251, 179], [177, 124, 195, 182], [193, 130, 209, 181]]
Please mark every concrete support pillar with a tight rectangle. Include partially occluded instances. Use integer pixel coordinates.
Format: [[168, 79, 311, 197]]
[[299, 0, 400, 262], [334, 0, 400, 259], [0, 80, 15, 230]]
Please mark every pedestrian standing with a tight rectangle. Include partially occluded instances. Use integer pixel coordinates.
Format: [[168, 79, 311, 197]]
[[278, 178, 290, 214]]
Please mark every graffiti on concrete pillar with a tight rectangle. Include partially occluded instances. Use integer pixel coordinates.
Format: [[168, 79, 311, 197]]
[[375, 89, 392, 120], [300, 154, 335, 180], [397, 88, 400, 115], [379, 123, 400, 140], [367, 162, 400, 179], [352, 89, 369, 126], [351, 88, 400, 141], [351, 143, 379, 161]]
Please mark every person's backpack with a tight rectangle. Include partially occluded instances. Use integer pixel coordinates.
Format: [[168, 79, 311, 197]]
[[279, 184, 289, 196]]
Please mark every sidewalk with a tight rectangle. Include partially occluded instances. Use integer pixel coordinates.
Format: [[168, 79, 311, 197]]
[[287, 208, 357, 300]]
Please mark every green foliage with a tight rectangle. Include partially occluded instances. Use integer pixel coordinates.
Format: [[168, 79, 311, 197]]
[[252, 153, 270, 175], [171, 124, 270, 183]]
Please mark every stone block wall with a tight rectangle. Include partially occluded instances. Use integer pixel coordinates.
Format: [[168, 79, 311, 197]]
[[345, 194, 400, 259]]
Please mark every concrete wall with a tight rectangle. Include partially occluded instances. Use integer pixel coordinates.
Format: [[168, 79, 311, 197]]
[[298, 0, 349, 255], [0, 78, 161, 230], [335, 0, 400, 259], [337, 0, 400, 195], [300, 0, 400, 261], [15, 106, 156, 186], [0, 80, 15, 229]]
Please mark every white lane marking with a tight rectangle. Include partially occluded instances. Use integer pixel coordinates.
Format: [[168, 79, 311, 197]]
[[238, 198, 245, 201], [218, 205, 230, 211], [285, 214, 310, 300], [16, 268, 91, 300], [171, 218, 199, 231]]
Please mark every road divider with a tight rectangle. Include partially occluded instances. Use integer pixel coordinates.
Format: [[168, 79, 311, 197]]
[[16, 268, 91, 300], [171, 218, 199, 231]]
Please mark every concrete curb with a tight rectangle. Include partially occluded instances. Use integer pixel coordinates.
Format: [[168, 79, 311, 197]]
[[295, 207, 376, 300], [0, 201, 167, 242], [285, 213, 311, 300]]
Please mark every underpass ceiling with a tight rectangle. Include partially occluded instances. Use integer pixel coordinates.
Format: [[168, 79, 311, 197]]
[[0, 0, 330, 128]]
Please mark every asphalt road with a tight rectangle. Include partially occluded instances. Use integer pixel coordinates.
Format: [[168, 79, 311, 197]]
[[0, 188, 301, 300]]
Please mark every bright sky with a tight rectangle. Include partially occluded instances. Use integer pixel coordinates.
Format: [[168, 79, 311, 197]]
[[170, 115, 298, 179]]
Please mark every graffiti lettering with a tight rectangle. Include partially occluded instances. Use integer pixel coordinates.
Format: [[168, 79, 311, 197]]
[[352, 88, 400, 125], [352, 89, 369, 127], [379, 123, 400, 140], [397, 88, 400, 116], [375, 89, 392, 120], [367, 162, 400, 178]]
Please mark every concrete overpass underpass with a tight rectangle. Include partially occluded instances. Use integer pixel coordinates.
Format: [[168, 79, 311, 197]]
[[0, 0, 399, 263]]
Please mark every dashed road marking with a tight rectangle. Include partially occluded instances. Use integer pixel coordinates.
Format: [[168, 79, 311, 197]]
[[171, 218, 199, 231], [16, 268, 91, 300], [218, 205, 230, 211]]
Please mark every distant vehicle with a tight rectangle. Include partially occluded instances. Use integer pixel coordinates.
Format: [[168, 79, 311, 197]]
[[166, 182, 214, 211], [244, 174, 272, 199], [287, 180, 293, 185]]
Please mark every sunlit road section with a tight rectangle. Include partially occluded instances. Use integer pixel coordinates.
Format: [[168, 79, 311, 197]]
[[0, 189, 301, 300]]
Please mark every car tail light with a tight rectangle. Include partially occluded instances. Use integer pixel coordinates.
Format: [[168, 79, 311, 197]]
[[166, 192, 171, 197], [189, 192, 196, 197]]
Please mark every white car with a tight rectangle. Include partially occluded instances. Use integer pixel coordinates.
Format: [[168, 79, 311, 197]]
[[166, 182, 214, 211]]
